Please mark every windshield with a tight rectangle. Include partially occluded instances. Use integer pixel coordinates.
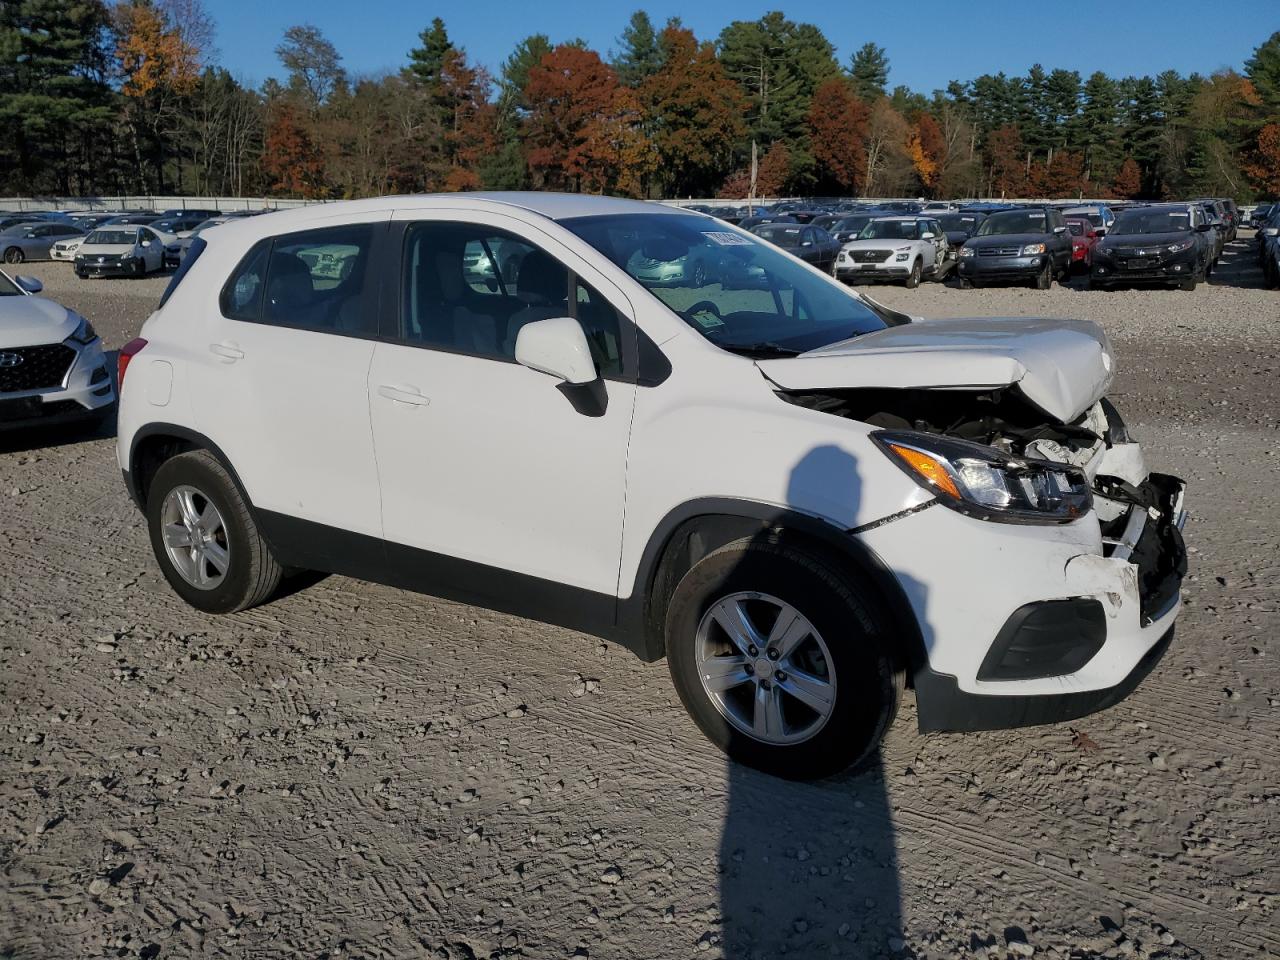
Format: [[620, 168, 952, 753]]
[[976, 210, 1050, 236], [561, 213, 889, 355], [1111, 209, 1192, 235], [86, 229, 138, 245], [858, 219, 920, 241], [833, 215, 873, 233], [937, 214, 981, 232]]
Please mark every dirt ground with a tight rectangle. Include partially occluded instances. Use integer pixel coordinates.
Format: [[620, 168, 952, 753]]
[[1, 236, 1277, 960]]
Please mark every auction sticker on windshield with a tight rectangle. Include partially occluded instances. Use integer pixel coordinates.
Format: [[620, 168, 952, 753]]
[[703, 232, 753, 246]]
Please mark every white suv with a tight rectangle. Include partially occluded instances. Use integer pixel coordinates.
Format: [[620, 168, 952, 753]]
[[116, 194, 1187, 779], [835, 216, 949, 287]]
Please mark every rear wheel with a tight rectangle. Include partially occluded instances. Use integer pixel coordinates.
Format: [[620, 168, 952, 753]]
[[146, 450, 283, 614], [904, 259, 922, 288], [665, 537, 902, 780], [3, 247, 23, 264]]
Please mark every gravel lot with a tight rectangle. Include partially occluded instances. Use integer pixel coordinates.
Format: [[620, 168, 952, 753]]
[[2, 236, 1277, 960]]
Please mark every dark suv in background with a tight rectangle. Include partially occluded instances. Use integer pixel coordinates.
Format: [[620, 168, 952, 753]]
[[1090, 203, 1213, 291], [956, 206, 1072, 288]]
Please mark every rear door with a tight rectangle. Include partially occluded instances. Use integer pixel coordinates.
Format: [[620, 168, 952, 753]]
[[187, 212, 389, 547]]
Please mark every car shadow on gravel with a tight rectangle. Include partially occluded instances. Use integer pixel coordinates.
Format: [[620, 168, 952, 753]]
[[719, 445, 906, 958]]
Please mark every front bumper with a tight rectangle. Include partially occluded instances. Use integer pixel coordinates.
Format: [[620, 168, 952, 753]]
[[957, 254, 1046, 282], [1091, 249, 1198, 285], [856, 455, 1187, 732], [835, 258, 912, 282], [0, 338, 116, 430], [50, 247, 80, 262], [75, 256, 140, 277]]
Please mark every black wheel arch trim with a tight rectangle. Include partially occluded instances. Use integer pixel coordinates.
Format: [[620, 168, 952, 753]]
[[619, 497, 929, 674]]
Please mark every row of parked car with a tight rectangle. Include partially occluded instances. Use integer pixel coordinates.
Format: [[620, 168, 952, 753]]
[[0, 208, 269, 278], [1249, 202, 1280, 287], [719, 196, 1249, 292]]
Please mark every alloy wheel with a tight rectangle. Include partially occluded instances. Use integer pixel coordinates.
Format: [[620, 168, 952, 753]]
[[694, 591, 837, 745], [160, 484, 230, 590]]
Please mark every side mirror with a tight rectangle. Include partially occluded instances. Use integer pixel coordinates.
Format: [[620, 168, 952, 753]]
[[515, 317, 597, 385], [1095, 227, 1107, 237], [1052, 225, 1067, 234], [1195, 223, 1211, 233], [920, 232, 935, 239], [141, 239, 151, 247], [15, 275, 43, 294]]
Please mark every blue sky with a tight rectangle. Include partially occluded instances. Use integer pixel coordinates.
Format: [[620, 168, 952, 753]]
[[213, 0, 1278, 93]]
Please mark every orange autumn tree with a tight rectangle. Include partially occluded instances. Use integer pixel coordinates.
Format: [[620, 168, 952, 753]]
[[986, 125, 1027, 197], [263, 106, 327, 197], [808, 77, 869, 194], [114, 0, 209, 192], [439, 48, 497, 191], [1244, 123, 1280, 195], [1111, 157, 1142, 198], [638, 25, 745, 197], [907, 112, 944, 195], [524, 45, 637, 193]]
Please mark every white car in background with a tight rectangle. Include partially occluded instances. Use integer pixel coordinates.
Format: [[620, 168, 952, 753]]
[[835, 215, 949, 287], [75, 224, 173, 278], [0, 269, 116, 429], [50, 234, 87, 261]]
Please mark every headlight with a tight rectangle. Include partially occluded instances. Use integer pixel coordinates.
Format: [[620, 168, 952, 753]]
[[872, 430, 1092, 524], [895, 247, 911, 261], [1020, 243, 1046, 255], [958, 247, 975, 258], [1166, 238, 1194, 253], [838, 252, 847, 261], [67, 314, 98, 345]]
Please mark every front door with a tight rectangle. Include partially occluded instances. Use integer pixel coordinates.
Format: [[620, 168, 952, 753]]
[[367, 213, 638, 619]]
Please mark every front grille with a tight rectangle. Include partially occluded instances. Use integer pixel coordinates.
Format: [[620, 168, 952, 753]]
[[979, 246, 1022, 257], [850, 249, 893, 263], [0, 343, 76, 392]]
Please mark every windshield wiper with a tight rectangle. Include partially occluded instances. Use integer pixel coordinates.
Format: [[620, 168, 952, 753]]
[[714, 341, 803, 358]]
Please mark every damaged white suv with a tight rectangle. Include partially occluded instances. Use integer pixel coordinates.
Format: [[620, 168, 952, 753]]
[[116, 194, 1187, 779]]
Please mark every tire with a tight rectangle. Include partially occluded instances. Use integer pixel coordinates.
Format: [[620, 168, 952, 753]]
[[145, 450, 283, 614], [1034, 261, 1053, 290], [904, 259, 922, 288], [665, 536, 902, 780], [959, 276, 974, 289], [1179, 271, 1199, 292], [3, 247, 23, 264]]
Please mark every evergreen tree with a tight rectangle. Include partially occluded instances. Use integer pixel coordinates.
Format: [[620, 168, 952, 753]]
[[613, 11, 661, 87], [0, 0, 116, 194], [406, 18, 452, 88], [848, 42, 888, 101], [1245, 31, 1280, 114]]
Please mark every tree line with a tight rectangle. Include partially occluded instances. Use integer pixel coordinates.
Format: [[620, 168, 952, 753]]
[[2, 3, 1278, 202]]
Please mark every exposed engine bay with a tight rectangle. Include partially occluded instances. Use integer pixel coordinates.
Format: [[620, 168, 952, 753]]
[[780, 385, 1115, 471]]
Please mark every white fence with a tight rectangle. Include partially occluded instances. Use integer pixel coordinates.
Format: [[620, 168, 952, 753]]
[[0, 196, 323, 214]]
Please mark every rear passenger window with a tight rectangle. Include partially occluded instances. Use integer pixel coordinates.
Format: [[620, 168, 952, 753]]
[[220, 225, 374, 334]]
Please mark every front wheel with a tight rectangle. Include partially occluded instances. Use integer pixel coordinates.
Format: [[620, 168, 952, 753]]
[[665, 537, 901, 780], [146, 450, 283, 614], [1034, 261, 1053, 289], [904, 259, 922, 288], [1179, 271, 1199, 292]]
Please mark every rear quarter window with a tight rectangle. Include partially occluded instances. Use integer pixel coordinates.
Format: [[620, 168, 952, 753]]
[[158, 237, 207, 309]]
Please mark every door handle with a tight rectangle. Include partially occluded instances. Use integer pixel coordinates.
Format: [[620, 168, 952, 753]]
[[209, 341, 244, 362], [377, 384, 430, 407]]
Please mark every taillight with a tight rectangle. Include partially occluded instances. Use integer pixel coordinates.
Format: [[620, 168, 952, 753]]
[[118, 338, 148, 392]]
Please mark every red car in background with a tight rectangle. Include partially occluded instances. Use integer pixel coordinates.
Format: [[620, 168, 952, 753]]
[[1066, 217, 1099, 272]]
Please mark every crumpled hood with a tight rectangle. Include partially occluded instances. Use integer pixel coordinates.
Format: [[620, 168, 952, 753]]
[[0, 295, 77, 348], [755, 316, 1115, 423]]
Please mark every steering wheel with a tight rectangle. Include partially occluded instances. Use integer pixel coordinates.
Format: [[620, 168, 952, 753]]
[[681, 300, 723, 322]]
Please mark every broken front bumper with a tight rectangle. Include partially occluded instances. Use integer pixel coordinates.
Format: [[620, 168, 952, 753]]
[[855, 462, 1188, 732]]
